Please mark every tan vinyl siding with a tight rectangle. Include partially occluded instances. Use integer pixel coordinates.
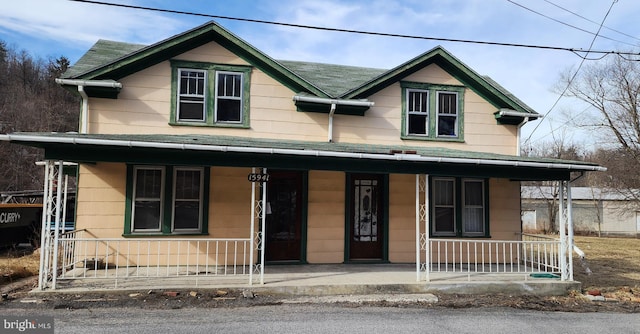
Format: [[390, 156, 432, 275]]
[[487, 178, 521, 240], [306, 171, 345, 263], [75, 163, 126, 238], [86, 44, 518, 155], [388, 174, 417, 263], [210, 167, 253, 238]]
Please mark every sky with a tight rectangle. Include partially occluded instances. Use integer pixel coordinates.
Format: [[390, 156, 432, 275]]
[[1, 0, 639, 149]]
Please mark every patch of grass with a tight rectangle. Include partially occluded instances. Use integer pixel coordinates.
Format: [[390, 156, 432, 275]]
[[573, 236, 640, 301], [0, 249, 40, 284]]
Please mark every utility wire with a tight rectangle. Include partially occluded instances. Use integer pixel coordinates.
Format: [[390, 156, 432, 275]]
[[507, 0, 634, 47], [543, 0, 640, 43], [69, 0, 640, 57], [525, 0, 619, 145]]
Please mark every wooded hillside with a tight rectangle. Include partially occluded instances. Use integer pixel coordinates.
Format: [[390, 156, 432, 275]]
[[0, 41, 79, 192]]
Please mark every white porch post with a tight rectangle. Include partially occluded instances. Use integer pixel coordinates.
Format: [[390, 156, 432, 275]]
[[423, 174, 429, 282], [51, 160, 64, 290], [415, 175, 420, 281], [567, 181, 574, 281], [37, 161, 51, 290], [260, 168, 267, 285], [415, 174, 429, 282], [558, 181, 568, 281], [249, 168, 256, 285]]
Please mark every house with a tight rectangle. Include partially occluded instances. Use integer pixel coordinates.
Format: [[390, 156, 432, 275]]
[[522, 186, 640, 237], [0, 21, 605, 290]]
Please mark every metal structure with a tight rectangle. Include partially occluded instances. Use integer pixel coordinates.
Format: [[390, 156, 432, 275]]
[[38, 160, 74, 290]]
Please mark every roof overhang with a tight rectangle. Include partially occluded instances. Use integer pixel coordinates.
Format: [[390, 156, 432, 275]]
[[55, 78, 122, 99], [494, 108, 541, 125], [293, 95, 374, 116], [0, 133, 606, 181]]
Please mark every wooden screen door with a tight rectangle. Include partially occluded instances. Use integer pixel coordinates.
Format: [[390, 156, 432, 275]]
[[265, 171, 303, 262], [349, 174, 384, 260]]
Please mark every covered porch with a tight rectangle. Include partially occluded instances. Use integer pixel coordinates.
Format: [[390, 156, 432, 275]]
[[0, 133, 605, 292]]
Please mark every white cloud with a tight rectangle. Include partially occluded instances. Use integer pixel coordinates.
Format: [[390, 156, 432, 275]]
[[0, 0, 188, 60]]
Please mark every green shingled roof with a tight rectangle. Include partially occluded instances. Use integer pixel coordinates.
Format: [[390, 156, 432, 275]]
[[62, 40, 146, 78], [18, 132, 598, 168], [278, 60, 386, 97], [60, 21, 539, 117], [63, 40, 387, 97]]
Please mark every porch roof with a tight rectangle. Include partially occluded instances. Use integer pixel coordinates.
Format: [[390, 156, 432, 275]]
[[1, 132, 605, 180]]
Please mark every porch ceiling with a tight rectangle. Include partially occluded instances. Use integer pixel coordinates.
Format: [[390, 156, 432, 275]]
[[1, 132, 605, 180]]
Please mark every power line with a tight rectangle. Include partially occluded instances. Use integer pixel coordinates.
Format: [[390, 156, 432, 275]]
[[507, 0, 635, 47], [525, 0, 619, 145], [69, 0, 640, 57], [543, 0, 640, 43]]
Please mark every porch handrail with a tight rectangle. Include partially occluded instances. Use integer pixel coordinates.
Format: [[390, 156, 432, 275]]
[[55, 235, 255, 288], [421, 237, 561, 280]]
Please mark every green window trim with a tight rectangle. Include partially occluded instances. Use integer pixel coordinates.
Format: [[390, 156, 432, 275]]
[[401, 81, 465, 142], [124, 164, 210, 236], [170, 60, 252, 128], [429, 176, 489, 238]]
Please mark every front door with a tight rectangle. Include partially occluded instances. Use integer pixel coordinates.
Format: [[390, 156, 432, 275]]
[[349, 174, 385, 260], [265, 171, 303, 262]]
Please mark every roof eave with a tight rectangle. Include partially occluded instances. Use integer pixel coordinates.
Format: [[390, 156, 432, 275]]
[[342, 46, 539, 116], [0, 133, 607, 176], [68, 21, 330, 98]]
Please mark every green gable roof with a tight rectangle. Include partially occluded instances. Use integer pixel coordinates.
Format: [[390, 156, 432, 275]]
[[61, 20, 539, 118]]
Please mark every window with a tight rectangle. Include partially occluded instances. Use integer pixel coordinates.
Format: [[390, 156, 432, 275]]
[[407, 89, 429, 136], [215, 72, 243, 123], [462, 180, 485, 235], [401, 82, 464, 141], [431, 177, 488, 237], [177, 69, 206, 122], [437, 91, 458, 137], [132, 167, 165, 232], [433, 178, 455, 236], [171, 60, 251, 128], [126, 165, 209, 235]]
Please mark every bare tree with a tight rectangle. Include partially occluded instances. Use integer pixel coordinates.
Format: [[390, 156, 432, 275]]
[[521, 136, 584, 233], [558, 54, 640, 199]]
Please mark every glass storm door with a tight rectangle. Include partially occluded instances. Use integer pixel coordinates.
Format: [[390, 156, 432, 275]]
[[349, 174, 384, 260], [265, 171, 303, 262]]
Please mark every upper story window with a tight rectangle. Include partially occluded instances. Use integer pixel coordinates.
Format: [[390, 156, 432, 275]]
[[401, 82, 464, 141], [171, 60, 251, 128], [215, 72, 243, 123], [178, 69, 206, 121]]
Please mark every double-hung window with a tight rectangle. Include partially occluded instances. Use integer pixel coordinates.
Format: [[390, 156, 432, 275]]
[[128, 165, 209, 235], [215, 72, 243, 123], [172, 168, 204, 232], [132, 167, 165, 232], [401, 82, 464, 141], [171, 60, 251, 128], [431, 177, 488, 237], [437, 91, 458, 137], [177, 69, 207, 122], [407, 89, 429, 136]]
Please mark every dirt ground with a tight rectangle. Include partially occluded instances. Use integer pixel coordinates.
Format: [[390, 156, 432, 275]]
[[1, 236, 639, 313]]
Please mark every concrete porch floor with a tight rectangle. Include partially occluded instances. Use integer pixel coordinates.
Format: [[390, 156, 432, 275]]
[[46, 264, 580, 296]]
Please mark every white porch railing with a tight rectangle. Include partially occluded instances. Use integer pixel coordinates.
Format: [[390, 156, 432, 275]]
[[53, 230, 256, 288], [419, 235, 561, 280]]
